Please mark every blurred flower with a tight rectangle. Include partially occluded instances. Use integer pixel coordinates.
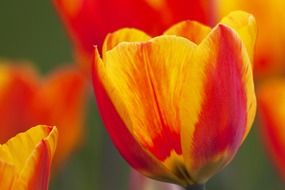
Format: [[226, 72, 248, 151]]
[[0, 125, 58, 190], [92, 11, 256, 187], [53, 0, 215, 71], [129, 170, 182, 190], [0, 62, 87, 167], [218, 0, 285, 78], [258, 79, 285, 181]]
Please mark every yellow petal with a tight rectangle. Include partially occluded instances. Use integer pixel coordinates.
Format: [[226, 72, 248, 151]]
[[97, 35, 196, 184], [0, 125, 58, 190], [17, 126, 58, 190], [94, 47, 186, 185], [0, 161, 16, 189], [164, 20, 211, 44], [102, 28, 151, 58]]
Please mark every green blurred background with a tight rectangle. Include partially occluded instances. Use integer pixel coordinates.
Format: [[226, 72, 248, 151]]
[[0, 1, 284, 189]]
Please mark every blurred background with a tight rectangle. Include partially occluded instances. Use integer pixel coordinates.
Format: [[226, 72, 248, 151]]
[[0, 1, 284, 190]]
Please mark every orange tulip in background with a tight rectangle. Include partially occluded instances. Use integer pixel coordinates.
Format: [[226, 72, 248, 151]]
[[218, 0, 285, 79], [53, 0, 215, 71], [0, 125, 57, 190], [0, 61, 87, 167], [129, 170, 182, 190], [258, 79, 285, 181], [92, 11, 256, 187]]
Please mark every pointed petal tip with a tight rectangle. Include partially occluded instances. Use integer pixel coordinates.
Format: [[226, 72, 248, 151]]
[[219, 10, 257, 61], [0, 125, 58, 190], [102, 28, 151, 54]]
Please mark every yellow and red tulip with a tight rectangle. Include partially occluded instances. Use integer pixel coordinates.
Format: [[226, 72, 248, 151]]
[[0, 125, 58, 190], [0, 62, 87, 167], [258, 79, 285, 181], [218, 0, 285, 78], [92, 11, 256, 187], [53, 0, 215, 70]]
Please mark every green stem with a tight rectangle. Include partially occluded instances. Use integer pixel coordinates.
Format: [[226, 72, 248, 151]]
[[185, 184, 206, 190]]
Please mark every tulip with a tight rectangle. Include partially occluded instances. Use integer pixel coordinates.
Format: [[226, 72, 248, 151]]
[[0, 62, 87, 167], [218, 0, 285, 78], [130, 170, 182, 190], [92, 11, 257, 189], [258, 79, 285, 181], [0, 125, 58, 190], [53, 0, 215, 71]]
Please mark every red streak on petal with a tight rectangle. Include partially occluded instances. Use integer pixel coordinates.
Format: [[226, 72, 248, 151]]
[[27, 140, 51, 190], [128, 47, 182, 161], [147, 129, 181, 161], [191, 26, 247, 166]]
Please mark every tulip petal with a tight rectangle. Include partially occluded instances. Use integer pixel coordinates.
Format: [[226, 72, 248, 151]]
[[0, 125, 58, 190], [0, 161, 16, 189], [17, 126, 58, 190], [0, 64, 10, 90], [95, 35, 198, 183], [93, 46, 189, 185], [103, 28, 151, 55], [180, 24, 255, 183], [0, 64, 38, 143], [164, 21, 211, 44], [220, 11, 256, 62]]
